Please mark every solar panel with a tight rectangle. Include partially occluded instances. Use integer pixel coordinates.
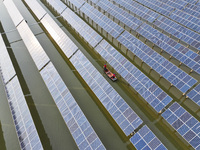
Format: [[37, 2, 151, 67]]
[[46, 0, 67, 14], [17, 20, 50, 70], [130, 125, 167, 150], [5, 76, 43, 150], [136, 23, 200, 74], [117, 31, 197, 93], [187, 84, 200, 106], [70, 50, 143, 136], [95, 40, 172, 113], [65, 0, 85, 9], [154, 16, 200, 51], [162, 102, 200, 149], [182, 3, 200, 18], [96, 0, 143, 31], [169, 9, 200, 33], [80, 3, 124, 38], [40, 14, 78, 58], [24, 0, 47, 20], [4, 0, 24, 26], [111, 0, 159, 23], [134, 0, 174, 16], [40, 62, 105, 150], [162, 0, 188, 10], [0, 35, 16, 84]]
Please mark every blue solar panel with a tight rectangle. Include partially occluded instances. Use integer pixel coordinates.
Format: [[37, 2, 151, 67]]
[[163, 0, 188, 10], [5, 77, 43, 150], [112, 0, 159, 23], [80, 3, 124, 38], [162, 102, 200, 149], [134, 0, 174, 16], [169, 9, 200, 33], [95, 40, 172, 113], [130, 125, 167, 150], [117, 31, 197, 93], [187, 84, 200, 106], [70, 50, 143, 136], [46, 0, 67, 14], [154, 16, 200, 51], [136, 23, 200, 74], [40, 62, 105, 150], [96, 0, 143, 30], [183, 3, 200, 19]]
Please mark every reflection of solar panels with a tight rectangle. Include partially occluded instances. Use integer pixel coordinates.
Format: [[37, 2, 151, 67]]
[[187, 84, 200, 106], [162, 102, 200, 149], [70, 50, 143, 136], [137, 23, 200, 74], [111, 0, 159, 23], [117, 31, 197, 93], [130, 125, 167, 150], [96, 0, 142, 31], [6, 77, 43, 150], [0, 35, 16, 84], [61, 8, 103, 47], [95, 40, 172, 113], [154, 16, 200, 51], [40, 62, 105, 150], [80, 3, 124, 38]]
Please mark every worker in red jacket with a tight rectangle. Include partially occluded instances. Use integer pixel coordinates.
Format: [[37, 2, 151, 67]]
[[113, 73, 116, 78], [104, 64, 107, 71]]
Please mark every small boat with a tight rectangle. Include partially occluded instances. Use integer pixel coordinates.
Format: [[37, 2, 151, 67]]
[[103, 66, 117, 81]]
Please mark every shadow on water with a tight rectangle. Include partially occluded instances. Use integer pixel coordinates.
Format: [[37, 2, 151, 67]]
[[0, 22, 52, 150], [0, 122, 6, 150]]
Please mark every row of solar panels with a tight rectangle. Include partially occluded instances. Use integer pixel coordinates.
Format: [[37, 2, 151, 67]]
[[47, 0, 200, 149], [96, 0, 200, 52], [92, 0, 200, 75], [72, 0, 197, 94], [0, 29, 43, 149], [3, 0, 105, 149]]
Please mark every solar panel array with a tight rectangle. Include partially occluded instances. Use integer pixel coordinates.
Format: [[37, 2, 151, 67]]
[[169, 9, 200, 34], [13, 0, 106, 149], [0, 34, 43, 150], [40, 62, 105, 150], [159, 0, 188, 10], [96, 0, 143, 31], [130, 125, 167, 150], [6, 76, 43, 150], [80, 3, 124, 38], [61, 8, 103, 47], [70, 50, 143, 136], [111, 0, 159, 23], [187, 84, 200, 106], [95, 40, 172, 113], [154, 16, 200, 51], [0, 35, 16, 84], [117, 31, 197, 93], [162, 102, 200, 149], [136, 23, 200, 74], [134, 0, 174, 16], [183, 3, 200, 18]]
